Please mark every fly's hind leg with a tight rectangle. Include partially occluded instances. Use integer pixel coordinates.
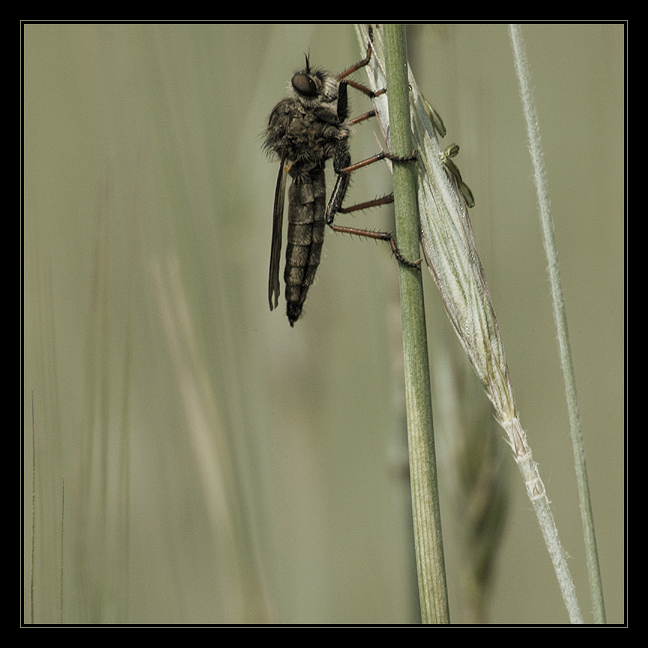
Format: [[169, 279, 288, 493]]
[[326, 147, 421, 269], [327, 221, 422, 269]]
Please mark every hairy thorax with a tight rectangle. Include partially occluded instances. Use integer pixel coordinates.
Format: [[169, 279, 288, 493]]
[[266, 98, 349, 182]]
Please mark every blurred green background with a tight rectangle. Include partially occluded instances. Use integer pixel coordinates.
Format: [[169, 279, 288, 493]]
[[23, 23, 624, 625]]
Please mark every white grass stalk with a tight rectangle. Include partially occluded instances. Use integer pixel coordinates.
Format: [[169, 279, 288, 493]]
[[508, 23, 606, 623], [355, 23, 584, 623]]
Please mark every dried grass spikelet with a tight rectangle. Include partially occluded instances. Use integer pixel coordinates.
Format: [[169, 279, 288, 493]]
[[354, 24, 583, 623]]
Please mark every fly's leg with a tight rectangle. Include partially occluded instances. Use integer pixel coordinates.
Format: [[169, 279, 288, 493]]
[[327, 149, 418, 218], [336, 43, 382, 90], [337, 70, 381, 124], [336, 42, 386, 124], [327, 220, 421, 268], [338, 194, 394, 213], [347, 109, 376, 127], [332, 39, 420, 268], [340, 150, 418, 174], [325, 147, 421, 269]]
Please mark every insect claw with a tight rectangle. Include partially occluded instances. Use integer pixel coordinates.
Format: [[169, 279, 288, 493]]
[[387, 149, 417, 163], [387, 237, 422, 269]]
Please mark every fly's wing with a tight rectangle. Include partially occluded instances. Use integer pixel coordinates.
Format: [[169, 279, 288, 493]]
[[268, 150, 288, 310]]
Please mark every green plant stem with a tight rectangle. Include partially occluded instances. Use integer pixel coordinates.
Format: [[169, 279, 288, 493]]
[[383, 23, 449, 625], [508, 24, 606, 624]]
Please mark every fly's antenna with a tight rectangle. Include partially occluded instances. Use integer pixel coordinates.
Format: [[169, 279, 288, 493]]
[[304, 50, 311, 73]]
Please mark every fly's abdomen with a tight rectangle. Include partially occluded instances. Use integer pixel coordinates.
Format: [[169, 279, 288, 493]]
[[284, 171, 326, 326]]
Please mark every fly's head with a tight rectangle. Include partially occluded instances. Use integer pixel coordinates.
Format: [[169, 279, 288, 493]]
[[264, 55, 348, 168], [290, 54, 338, 111]]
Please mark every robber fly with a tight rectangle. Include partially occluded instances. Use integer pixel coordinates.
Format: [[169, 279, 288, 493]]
[[264, 43, 419, 326]]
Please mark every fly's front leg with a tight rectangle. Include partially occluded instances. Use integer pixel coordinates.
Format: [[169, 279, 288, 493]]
[[337, 41, 386, 103], [336, 76, 382, 127], [325, 145, 421, 269], [337, 43, 377, 84]]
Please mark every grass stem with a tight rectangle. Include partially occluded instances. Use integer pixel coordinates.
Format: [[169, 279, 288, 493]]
[[368, 23, 584, 623], [383, 23, 450, 625], [508, 24, 606, 624]]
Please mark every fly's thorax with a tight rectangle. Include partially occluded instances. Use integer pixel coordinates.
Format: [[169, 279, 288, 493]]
[[266, 104, 348, 173]]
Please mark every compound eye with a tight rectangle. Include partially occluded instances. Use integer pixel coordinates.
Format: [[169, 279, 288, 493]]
[[292, 73, 319, 97]]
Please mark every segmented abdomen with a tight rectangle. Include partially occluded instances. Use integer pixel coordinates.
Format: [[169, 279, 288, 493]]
[[284, 169, 326, 326]]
